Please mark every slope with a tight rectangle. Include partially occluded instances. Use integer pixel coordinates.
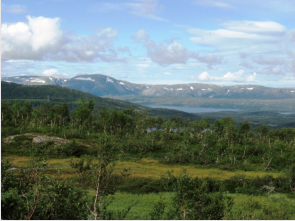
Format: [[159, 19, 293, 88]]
[[1, 81, 200, 120]]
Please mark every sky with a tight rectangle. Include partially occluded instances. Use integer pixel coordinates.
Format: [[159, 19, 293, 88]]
[[1, 0, 295, 87]]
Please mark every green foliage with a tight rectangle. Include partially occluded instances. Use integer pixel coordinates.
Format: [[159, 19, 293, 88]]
[[149, 200, 166, 220], [84, 134, 118, 219], [226, 196, 295, 220], [163, 171, 231, 220], [1, 157, 88, 220], [290, 164, 295, 192], [2, 99, 295, 219], [222, 175, 290, 195], [70, 156, 93, 184], [61, 140, 89, 157]]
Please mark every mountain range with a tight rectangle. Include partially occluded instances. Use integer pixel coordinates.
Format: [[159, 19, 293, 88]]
[[2, 74, 295, 99], [2, 80, 295, 128], [1, 81, 200, 121]]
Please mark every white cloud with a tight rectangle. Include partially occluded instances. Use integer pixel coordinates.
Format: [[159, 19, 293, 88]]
[[1, 16, 124, 63], [174, 66, 186, 70], [132, 29, 224, 67], [43, 69, 59, 76], [131, 29, 150, 41], [137, 63, 150, 67], [163, 72, 172, 75], [196, 54, 223, 68], [42, 69, 68, 77], [3, 4, 29, 14], [220, 21, 285, 34], [223, 70, 245, 81], [246, 72, 257, 82], [187, 21, 286, 51], [1, 16, 63, 60], [193, 0, 234, 9], [198, 70, 257, 82], [189, 28, 263, 49], [239, 61, 254, 69], [198, 71, 211, 81], [124, 0, 166, 21], [147, 42, 194, 66], [291, 58, 295, 74], [28, 16, 63, 51], [253, 56, 285, 66]]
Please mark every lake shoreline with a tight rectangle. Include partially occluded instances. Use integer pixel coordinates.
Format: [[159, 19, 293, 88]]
[[145, 105, 238, 114]]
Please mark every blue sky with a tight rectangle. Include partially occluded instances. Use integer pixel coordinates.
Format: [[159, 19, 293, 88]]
[[2, 0, 295, 87]]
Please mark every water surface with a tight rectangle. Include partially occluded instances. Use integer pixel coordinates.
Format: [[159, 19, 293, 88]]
[[146, 105, 238, 113]]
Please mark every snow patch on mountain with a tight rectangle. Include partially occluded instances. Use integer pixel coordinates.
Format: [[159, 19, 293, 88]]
[[75, 77, 95, 82], [106, 77, 114, 83], [31, 78, 45, 83]]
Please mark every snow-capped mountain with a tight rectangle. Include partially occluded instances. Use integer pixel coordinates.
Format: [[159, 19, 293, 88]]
[[2, 74, 295, 99]]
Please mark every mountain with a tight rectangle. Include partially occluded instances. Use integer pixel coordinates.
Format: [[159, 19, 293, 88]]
[[2, 74, 295, 99], [1, 81, 200, 120], [2, 75, 66, 86], [3, 81, 295, 128]]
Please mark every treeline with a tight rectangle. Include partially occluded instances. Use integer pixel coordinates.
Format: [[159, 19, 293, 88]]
[[2, 100, 295, 171]]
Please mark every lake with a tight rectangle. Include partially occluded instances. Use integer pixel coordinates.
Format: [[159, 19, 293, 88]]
[[146, 105, 238, 113]]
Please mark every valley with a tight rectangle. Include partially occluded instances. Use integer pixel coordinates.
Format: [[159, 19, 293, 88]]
[[2, 76, 295, 220], [2, 97, 295, 219], [3, 0, 295, 219]]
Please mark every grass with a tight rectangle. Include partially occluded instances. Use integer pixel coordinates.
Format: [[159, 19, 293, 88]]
[[226, 193, 295, 220], [3, 156, 285, 180], [87, 191, 174, 220], [86, 191, 295, 220], [3, 155, 294, 220]]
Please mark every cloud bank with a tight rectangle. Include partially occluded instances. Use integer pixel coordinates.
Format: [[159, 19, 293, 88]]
[[198, 70, 257, 82], [1, 16, 125, 63]]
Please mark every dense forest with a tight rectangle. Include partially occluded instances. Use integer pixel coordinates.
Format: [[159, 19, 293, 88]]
[[2, 100, 295, 219]]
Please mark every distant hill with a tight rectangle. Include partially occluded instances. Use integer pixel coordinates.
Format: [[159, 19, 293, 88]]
[[1, 81, 200, 120], [2, 74, 295, 99]]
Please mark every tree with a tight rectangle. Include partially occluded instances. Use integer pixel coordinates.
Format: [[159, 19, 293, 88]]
[[290, 164, 295, 192], [239, 120, 252, 140], [85, 134, 117, 220], [256, 125, 269, 142], [1, 102, 13, 126], [51, 103, 69, 127], [71, 100, 94, 133], [163, 171, 232, 220]]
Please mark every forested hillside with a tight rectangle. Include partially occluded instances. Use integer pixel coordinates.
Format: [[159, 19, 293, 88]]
[[1, 81, 200, 120], [2, 100, 295, 219]]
